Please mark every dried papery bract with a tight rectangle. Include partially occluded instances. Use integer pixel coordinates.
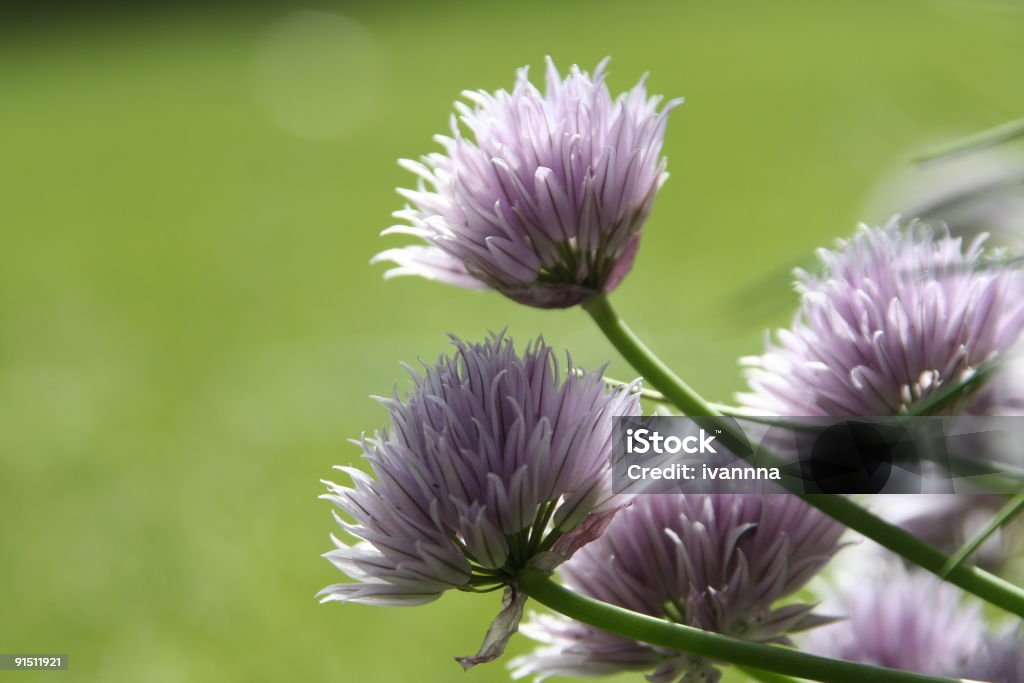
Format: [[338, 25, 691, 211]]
[[319, 333, 640, 667], [374, 58, 681, 308], [512, 493, 843, 683]]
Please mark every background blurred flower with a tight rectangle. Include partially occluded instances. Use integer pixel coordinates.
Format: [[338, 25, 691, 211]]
[[802, 559, 1021, 680], [864, 493, 1013, 569], [512, 493, 843, 683], [863, 145, 1024, 247], [319, 332, 639, 666], [739, 221, 1024, 416], [374, 57, 681, 308], [972, 622, 1024, 683]]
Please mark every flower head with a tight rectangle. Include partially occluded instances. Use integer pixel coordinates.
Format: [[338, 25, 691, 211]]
[[739, 221, 1024, 416], [802, 560, 1018, 679], [319, 332, 640, 666], [512, 494, 843, 683], [374, 58, 681, 308], [738, 222, 1024, 570]]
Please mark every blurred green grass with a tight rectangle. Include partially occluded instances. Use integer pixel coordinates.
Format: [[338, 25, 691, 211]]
[[2, 1, 1024, 681]]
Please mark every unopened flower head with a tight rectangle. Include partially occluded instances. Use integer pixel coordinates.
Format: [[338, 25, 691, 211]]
[[374, 58, 682, 308], [319, 332, 640, 667], [802, 561, 997, 678], [739, 221, 1024, 416], [512, 493, 843, 683]]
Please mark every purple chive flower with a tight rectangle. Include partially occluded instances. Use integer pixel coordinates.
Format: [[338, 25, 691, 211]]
[[973, 623, 1024, 683], [512, 494, 843, 683], [738, 222, 1024, 566], [319, 332, 640, 668], [802, 560, 1020, 680], [373, 58, 682, 308], [739, 221, 1024, 416]]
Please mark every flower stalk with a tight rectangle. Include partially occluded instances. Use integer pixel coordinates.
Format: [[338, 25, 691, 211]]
[[517, 570, 964, 683], [582, 293, 1024, 619]]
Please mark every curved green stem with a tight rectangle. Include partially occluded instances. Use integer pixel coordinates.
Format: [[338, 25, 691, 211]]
[[583, 295, 715, 417], [583, 293, 1024, 618], [518, 571, 960, 683]]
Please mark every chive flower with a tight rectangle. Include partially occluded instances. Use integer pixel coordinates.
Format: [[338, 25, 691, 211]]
[[738, 222, 1024, 567], [374, 58, 681, 308], [512, 493, 843, 683], [739, 221, 1024, 416], [319, 332, 640, 667]]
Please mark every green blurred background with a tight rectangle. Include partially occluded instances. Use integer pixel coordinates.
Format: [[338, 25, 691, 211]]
[[2, 1, 1024, 681]]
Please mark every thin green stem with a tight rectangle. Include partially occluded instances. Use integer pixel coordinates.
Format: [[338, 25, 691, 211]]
[[914, 115, 1024, 163], [600, 375, 762, 422], [940, 491, 1024, 577], [583, 293, 1024, 618], [518, 571, 960, 683], [599, 374, 673, 404], [807, 494, 1024, 616], [906, 359, 999, 416], [583, 295, 715, 417]]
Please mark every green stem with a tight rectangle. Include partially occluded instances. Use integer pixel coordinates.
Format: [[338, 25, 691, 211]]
[[808, 494, 1024, 616], [737, 666, 801, 683], [583, 295, 715, 417], [906, 359, 999, 416], [518, 571, 959, 683], [583, 293, 1024, 618], [914, 114, 1024, 163], [940, 491, 1024, 576]]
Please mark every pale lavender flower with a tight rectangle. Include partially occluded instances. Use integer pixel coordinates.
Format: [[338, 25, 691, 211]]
[[879, 347, 1024, 565], [319, 332, 640, 667], [972, 623, 1024, 683], [373, 58, 682, 308], [803, 560, 1022, 680], [512, 494, 843, 683], [739, 221, 1024, 416], [738, 223, 1024, 565]]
